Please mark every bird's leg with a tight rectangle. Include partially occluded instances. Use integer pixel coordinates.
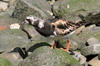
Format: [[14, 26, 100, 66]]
[[65, 39, 70, 52], [60, 39, 70, 52], [51, 40, 58, 49]]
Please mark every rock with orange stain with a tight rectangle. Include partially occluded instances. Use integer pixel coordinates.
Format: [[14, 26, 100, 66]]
[[0, 26, 6, 30]]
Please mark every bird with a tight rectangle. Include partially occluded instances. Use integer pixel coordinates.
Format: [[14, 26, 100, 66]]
[[23, 15, 86, 52]]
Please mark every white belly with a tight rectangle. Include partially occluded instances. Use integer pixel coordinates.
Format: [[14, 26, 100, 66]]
[[47, 31, 75, 40]]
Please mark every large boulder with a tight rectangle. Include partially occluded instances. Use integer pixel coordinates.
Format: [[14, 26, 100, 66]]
[[18, 45, 80, 66], [53, 0, 100, 21], [12, 0, 52, 21], [0, 29, 29, 52], [0, 57, 12, 66]]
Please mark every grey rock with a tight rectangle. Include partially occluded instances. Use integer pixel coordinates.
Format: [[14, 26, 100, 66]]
[[0, 57, 12, 66], [72, 51, 87, 65], [0, 1, 8, 12], [0, 12, 20, 27], [18, 46, 80, 66], [81, 44, 100, 56], [2, 0, 9, 2], [81, 46, 93, 56], [58, 39, 79, 51], [93, 44, 100, 54], [0, 29, 29, 52], [88, 59, 100, 66], [86, 37, 100, 46], [12, 0, 52, 21], [0, 52, 23, 66], [53, 0, 100, 21], [70, 41, 79, 51]]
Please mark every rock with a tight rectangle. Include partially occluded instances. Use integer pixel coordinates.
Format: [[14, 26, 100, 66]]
[[18, 45, 80, 66], [0, 57, 12, 66], [58, 39, 79, 51], [53, 0, 100, 21], [9, 0, 16, 6], [70, 41, 79, 51], [88, 60, 100, 66], [69, 26, 100, 49], [0, 47, 28, 66], [72, 51, 87, 65], [81, 46, 93, 56], [92, 27, 100, 32], [0, 52, 23, 66], [10, 23, 20, 29], [81, 44, 100, 56], [0, 13, 20, 27], [0, 1, 8, 12], [86, 37, 100, 46], [12, 0, 52, 21], [2, 0, 9, 2], [0, 29, 29, 52]]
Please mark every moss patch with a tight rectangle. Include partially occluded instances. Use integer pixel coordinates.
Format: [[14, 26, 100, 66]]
[[0, 57, 11, 66]]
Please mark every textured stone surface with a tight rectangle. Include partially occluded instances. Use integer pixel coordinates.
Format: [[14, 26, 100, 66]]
[[0, 52, 23, 66], [53, 0, 100, 21], [0, 1, 8, 12], [12, 0, 52, 21], [0, 29, 29, 52], [18, 46, 80, 66], [0, 57, 12, 66], [86, 37, 100, 46], [88, 60, 100, 66], [81, 44, 100, 56]]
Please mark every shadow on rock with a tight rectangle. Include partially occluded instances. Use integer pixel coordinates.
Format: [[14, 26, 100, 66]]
[[9, 47, 28, 59], [27, 42, 51, 52]]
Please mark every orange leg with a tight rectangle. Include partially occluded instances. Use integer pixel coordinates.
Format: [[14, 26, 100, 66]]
[[65, 39, 70, 52], [50, 41, 57, 49], [60, 39, 70, 52]]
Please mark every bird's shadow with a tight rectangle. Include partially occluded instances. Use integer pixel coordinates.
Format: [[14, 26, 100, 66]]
[[27, 42, 51, 52]]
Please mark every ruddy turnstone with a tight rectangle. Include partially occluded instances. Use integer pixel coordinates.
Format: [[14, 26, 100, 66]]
[[24, 15, 85, 52]]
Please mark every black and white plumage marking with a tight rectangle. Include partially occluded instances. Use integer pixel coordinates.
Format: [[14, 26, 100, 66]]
[[24, 15, 85, 40]]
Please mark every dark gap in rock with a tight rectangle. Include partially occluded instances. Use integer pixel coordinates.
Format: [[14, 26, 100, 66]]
[[9, 47, 28, 59], [86, 54, 98, 61], [96, 22, 100, 26], [88, 64, 92, 66], [0, 52, 4, 54], [85, 42, 89, 46], [85, 23, 93, 27]]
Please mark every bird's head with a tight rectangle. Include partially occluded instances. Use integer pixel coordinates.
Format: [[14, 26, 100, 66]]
[[25, 15, 39, 25]]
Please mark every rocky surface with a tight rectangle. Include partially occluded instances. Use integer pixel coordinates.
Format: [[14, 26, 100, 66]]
[[18, 46, 80, 66], [12, 0, 52, 21], [0, 0, 100, 66], [0, 1, 8, 12], [0, 29, 29, 52], [53, 0, 100, 21], [0, 57, 11, 66]]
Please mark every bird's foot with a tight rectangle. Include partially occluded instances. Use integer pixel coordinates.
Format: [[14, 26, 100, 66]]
[[50, 45, 55, 49], [60, 48, 69, 52]]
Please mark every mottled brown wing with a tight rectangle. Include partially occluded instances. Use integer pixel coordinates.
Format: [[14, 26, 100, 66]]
[[51, 19, 85, 35]]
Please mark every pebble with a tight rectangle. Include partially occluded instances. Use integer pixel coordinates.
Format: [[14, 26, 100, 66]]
[[10, 23, 20, 29], [0, 1, 8, 12]]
